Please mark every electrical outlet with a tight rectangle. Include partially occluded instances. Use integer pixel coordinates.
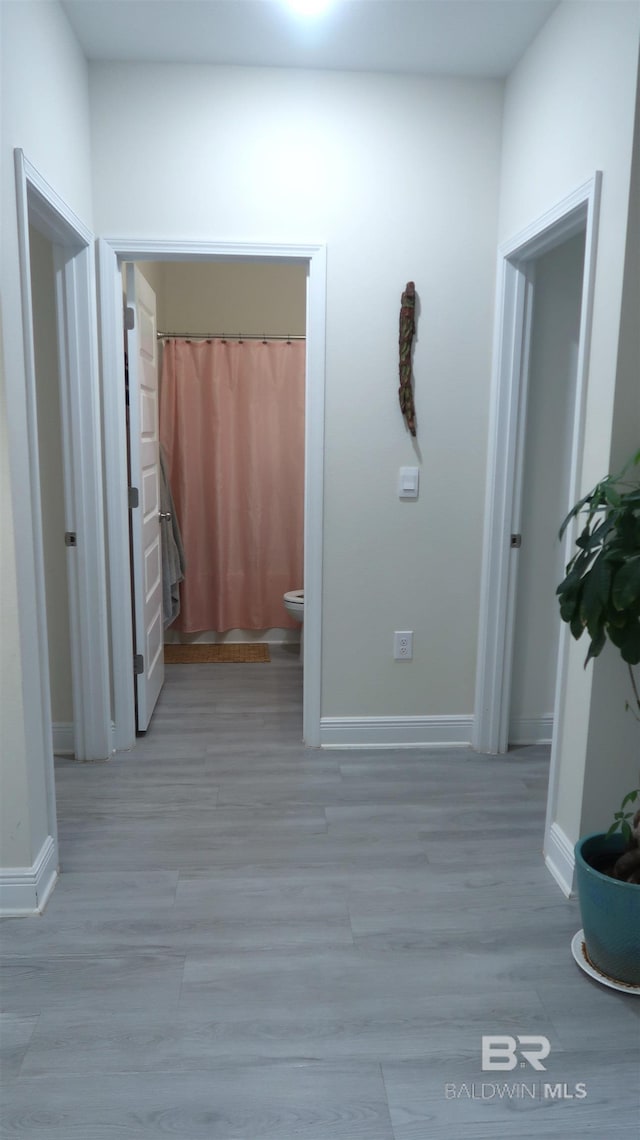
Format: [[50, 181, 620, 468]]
[[393, 631, 413, 660]]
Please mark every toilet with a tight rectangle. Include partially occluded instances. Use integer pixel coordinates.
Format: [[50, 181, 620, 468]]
[[283, 589, 304, 654]]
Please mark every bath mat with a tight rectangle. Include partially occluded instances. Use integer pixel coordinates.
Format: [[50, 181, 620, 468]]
[[164, 643, 270, 664]]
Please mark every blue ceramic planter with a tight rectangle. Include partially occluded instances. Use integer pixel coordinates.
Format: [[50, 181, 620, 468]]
[[575, 833, 640, 986]]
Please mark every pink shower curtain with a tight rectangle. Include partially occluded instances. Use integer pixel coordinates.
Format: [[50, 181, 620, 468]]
[[160, 338, 305, 633]]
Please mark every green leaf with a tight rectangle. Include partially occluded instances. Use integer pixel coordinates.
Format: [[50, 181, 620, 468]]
[[606, 608, 627, 629], [619, 620, 640, 666], [584, 625, 606, 665], [559, 492, 595, 539], [622, 790, 639, 808], [560, 550, 591, 585], [574, 516, 614, 552], [580, 553, 612, 627], [604, 483, 622, 508], [612, 555, 640, 610], [608, 617, 640, 664], [617, 509, 639, 550], [559, 594, 579, 623], [570, 612, 585, 641], [587, 515, 616, 547], [559, 451, 640, 669]]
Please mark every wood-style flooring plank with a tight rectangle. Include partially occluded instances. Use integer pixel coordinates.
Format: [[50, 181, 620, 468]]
[[0, 1016, 39, 1082], [0, 1064, 394, 1139]]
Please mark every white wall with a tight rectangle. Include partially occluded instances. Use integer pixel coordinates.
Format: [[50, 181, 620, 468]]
[[497, 0, 639, 851], [509, 232, 585, 740], [609, 64, 640, 481], [30, 226, 74, 726], [90, 63, 504, 719], [0, 0, 93, 878], [158, 261, 307, 338]]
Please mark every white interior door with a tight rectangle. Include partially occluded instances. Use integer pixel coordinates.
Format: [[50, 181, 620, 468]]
[[126, 264, 164, 731]]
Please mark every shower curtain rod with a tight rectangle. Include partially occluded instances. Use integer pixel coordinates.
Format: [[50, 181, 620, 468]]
[[157, 331, 305, 342]]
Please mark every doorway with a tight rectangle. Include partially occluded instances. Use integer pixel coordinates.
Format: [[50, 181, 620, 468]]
[[473, 173, 601, 758], [98, 239, 327, 750], [29, 225, 75, 755], [508, 231, 586, 746], [124, 258, 308, 732], [13, 152, 112, 772]]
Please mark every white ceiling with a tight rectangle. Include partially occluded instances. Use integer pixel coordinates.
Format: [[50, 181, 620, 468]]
[[61, 0, 559, 79]]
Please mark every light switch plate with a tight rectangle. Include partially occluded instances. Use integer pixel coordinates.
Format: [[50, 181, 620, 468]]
[[398, 466, 419, 499]]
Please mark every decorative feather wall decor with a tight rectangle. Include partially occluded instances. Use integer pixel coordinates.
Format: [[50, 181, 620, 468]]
[[398, 281, 417, 436]]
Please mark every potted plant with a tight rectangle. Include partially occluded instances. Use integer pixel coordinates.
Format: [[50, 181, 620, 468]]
[[557, 449, 640, 988]]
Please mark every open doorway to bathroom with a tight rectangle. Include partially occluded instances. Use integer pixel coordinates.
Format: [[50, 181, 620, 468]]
[[97, 239, 326, 749], [125, 258, 307, 730], [151, 261, 305, 647]]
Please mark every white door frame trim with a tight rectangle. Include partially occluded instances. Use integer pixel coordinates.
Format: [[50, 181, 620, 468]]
[[98, 238, 326, 748], [14, 151, 112, 765], [473, 173, 602, 756]]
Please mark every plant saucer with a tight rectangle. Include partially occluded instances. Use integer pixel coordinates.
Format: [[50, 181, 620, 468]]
[[571, 930, 640, 995]]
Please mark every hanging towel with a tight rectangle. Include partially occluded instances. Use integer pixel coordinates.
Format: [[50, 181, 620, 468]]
[[159, 446, 186, 627]]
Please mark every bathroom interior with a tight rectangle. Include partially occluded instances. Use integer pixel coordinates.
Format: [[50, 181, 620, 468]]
[[129, 258, 307, 668]]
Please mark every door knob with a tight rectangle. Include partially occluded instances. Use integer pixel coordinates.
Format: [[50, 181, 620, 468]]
[[159, 512, 172, 521]]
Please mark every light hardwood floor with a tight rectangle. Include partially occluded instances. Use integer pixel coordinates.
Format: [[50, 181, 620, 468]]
[[1, 648, 638, 1138]]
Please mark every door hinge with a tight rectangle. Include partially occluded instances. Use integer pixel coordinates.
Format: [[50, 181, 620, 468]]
[[510, 533, 522, 549], [128, 486, 139, 509], [134, 653, 144, 675], [64, 532, 77, 547], [125, 305, 135, 332]]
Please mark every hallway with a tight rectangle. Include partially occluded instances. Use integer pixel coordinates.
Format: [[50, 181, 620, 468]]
[[1, 650, 638, 1137]]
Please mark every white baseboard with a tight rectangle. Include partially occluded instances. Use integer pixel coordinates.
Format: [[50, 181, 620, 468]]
[[52, 722, 74, 755], [319, 715, 473, 749], [53, 721, 117, 758], [0, 835, 59, 916], [544, 821, 575, 897], [509, 715, 553, 745]]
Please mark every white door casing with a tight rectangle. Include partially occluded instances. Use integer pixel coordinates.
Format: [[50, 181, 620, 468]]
[[126, 265, 164, 731], [99, 239, 326, 748], [96, 239, 136, 751]]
